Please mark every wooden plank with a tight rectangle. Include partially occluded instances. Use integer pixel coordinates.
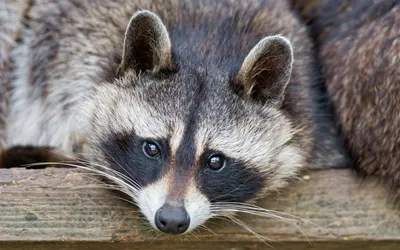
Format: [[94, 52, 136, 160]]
[[0, 168, 399, 249]]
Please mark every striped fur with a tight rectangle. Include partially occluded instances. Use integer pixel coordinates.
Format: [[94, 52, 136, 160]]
[[291, 0, 400, 199], [1, 0, 350, 233], [0, 0, 31, 147]]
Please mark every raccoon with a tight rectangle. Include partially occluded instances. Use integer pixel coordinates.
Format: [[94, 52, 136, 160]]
[[291, 0, 400, 199], [0, 0, 30, 147], [0, 0, 349, 234]]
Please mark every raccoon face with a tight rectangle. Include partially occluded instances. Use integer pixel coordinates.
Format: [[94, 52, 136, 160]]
[[88, 11, 302, 235]]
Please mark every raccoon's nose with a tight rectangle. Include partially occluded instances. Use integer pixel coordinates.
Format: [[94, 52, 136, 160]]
[[155, 203, 190, 234]]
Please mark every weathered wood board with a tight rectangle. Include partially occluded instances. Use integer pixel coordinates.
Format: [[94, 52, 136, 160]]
[[0, 168, 399, 249]]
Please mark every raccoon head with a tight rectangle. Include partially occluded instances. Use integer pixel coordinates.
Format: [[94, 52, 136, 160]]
[[88, 10, 302, 235]]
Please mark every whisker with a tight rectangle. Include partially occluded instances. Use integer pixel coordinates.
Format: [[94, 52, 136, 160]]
[[100, 193, 139, 207], [208, 168, 256, 201], [223, 214, 276, 248], [210, 202, 338, 243], [31, 160, 137, 190], [25, 162, 140, 198], [213, 207, 310, 244], [66, 111, 144, 193], [213, 202, 331, 235], [68, 171, 141, 194], [100, 147, 143, 190], [211, 205, 298, 225], [187, 231, 200, 241], [50, 152, 143, 191], [198, 224, 217, 235]]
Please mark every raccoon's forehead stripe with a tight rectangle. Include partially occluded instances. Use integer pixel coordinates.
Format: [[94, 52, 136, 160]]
[[169, 120, 186, 154], [165, 80, 206, 198], [167, 120, 199, 198]]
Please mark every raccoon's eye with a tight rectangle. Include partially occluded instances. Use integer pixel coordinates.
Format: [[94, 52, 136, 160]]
[[207, 154, 225, 171], [142, 141, 161, 158]]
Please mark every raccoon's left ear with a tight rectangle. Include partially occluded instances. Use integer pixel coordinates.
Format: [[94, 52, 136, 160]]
[[118, 10, 172, 75], [236, 35, 293, 106]]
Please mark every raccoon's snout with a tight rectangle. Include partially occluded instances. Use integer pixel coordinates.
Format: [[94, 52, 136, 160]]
[[155, 203, 190, 234]]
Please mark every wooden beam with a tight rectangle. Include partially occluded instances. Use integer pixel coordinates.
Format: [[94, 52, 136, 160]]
[[0, 168, 399, 249]]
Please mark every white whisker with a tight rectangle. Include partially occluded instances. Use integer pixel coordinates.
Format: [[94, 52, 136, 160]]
[[218, 202, 330, 235], [198, 224, 217, 235], [209, 202, 338, 244], [50, 152, 143, 191], [224, 214, 276, 248], [25, 162, 140, 198]]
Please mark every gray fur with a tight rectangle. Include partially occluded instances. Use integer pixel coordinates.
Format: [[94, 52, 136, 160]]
[[237, 35, 293, 106], [1, 0, 349, 232], [292, 0, 400, 197], [0, 0, 30, 147], [119, 10, 172, 74]]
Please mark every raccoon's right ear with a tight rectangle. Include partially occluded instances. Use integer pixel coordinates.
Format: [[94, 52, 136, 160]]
[[236, 35, 293, 106], [118, 10, 172, 75]]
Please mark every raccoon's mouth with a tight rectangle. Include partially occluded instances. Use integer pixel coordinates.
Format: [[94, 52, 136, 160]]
[[136, 177, 212, 235]]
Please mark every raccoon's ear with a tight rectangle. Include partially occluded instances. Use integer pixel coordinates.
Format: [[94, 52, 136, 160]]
[[236, 35, 293, 106], [118, 10, 172, 74]]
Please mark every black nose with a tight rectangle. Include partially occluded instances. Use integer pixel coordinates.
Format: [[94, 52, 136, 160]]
[[155, 203, 190, 234]]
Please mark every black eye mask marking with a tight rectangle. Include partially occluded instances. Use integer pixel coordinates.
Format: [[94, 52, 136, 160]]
[[100, 131, 168, 187], [99, 128, 265, 203], [197, 150, 265, 202]]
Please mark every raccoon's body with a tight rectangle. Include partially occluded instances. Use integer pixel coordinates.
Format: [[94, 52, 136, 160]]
[[1, 0, 348, 234], [291, 0, 400, 198], [0, 0, 30, 148]]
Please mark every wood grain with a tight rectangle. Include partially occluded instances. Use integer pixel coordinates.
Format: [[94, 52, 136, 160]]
[[0, 168, 399, 249]]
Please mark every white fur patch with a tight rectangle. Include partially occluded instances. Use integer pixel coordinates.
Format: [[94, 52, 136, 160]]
[[169, 120, 186, 153], [89, 82, 186, 147], [136, 178, 168, 229], [136, 177, 212, 233], [196, 108, 299, 171], [184, 179, 212, 232]]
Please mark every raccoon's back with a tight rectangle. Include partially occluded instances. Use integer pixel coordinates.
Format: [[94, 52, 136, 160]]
[[5, 0, 137, 149], [293, 0, 400, 197]]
